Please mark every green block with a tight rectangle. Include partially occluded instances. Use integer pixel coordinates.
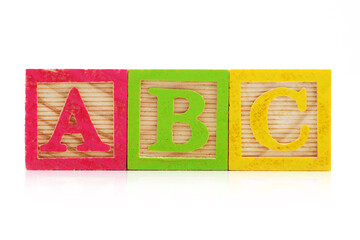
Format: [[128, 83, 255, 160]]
[[128, 70, 229, 170]]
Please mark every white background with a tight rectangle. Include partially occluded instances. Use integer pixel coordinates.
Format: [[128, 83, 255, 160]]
[[0, 0, 359, 239]]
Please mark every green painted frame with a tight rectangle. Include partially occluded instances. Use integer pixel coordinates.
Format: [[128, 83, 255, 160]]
[[128, 70, 229, 170]]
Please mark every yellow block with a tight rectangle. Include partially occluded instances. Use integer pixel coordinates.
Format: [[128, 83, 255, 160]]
[[229, 70, 331, 171]]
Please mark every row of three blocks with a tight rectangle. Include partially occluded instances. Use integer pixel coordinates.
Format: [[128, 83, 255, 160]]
[[26, 69, 331, 171]]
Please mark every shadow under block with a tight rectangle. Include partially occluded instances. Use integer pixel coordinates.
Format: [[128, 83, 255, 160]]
[[229, 70, 331, 171], [127, 70, 229, 170], [25, 69, 128, 170]]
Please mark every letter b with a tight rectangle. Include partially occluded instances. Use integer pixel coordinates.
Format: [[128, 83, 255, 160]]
[[148, 88, 209, 152]]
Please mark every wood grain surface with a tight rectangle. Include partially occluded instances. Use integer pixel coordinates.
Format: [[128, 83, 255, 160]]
[[139, 80, 217, 158], [37, 82, 114, 158], [241, 82, 318, 158]]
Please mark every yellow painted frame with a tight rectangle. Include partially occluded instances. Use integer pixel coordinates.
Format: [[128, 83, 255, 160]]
[[229, 70, 331, 171]]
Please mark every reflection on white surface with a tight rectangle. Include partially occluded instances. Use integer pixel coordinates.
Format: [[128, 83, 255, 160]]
[[126, 171, 230, 205], [25, 171, 331, 205], [25, 171, 127, 204], [229, 171, 331, 203]]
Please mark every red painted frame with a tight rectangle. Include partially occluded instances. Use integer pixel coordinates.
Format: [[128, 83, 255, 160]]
[[26, 69, 128, 170]]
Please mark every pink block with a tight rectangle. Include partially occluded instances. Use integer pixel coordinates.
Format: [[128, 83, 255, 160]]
[[26, 69, 128, 170]]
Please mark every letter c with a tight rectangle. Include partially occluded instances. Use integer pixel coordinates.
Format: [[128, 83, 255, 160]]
[[250, 88, 309, 151]]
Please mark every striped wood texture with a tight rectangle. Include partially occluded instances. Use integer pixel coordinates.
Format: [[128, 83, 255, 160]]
[[241, 82, 318, 158], [139, 81, 217, 158], [37, 82, 114, 158]]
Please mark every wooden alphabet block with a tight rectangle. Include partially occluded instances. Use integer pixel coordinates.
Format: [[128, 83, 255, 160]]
[[25, 69, 128, 170], [229, 70, 331, 170], [127, 70, 229, 170]]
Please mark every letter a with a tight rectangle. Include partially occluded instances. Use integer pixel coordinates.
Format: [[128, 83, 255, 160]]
[[40, 88, 111, 152]]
